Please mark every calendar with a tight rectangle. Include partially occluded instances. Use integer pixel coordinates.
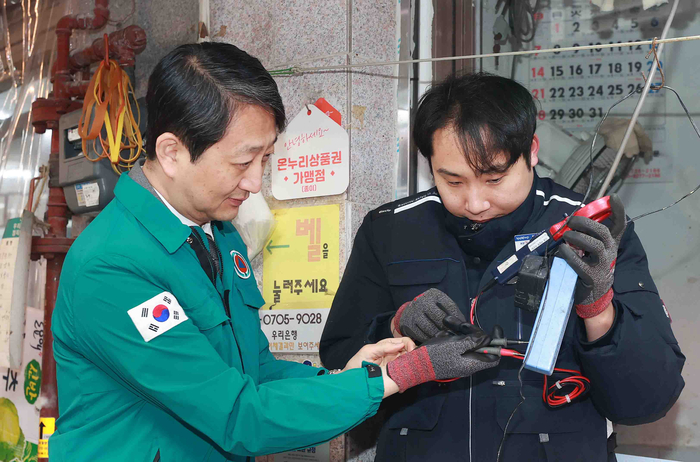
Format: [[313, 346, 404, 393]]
[[524, 2, 667, 132], [482, 0, 675, 183]]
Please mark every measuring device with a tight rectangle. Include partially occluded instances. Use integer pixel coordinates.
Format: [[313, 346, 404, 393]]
[[489, 195, 612, 287]]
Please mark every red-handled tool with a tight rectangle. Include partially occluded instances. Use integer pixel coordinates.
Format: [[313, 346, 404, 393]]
[[549, 196, 611, 241], [488, 196, 613, 286]]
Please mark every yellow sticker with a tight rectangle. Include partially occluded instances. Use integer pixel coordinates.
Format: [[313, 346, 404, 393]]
[[262, 204, 340, 310], [38, 439, 48, 458], [40, 417, 55, 436]]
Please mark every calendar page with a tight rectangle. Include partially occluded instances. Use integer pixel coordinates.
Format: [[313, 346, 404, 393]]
[[481, 1, 676, 183]]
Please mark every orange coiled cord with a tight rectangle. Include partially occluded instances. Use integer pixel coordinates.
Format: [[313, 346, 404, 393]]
[[78, 34, 144, 174]]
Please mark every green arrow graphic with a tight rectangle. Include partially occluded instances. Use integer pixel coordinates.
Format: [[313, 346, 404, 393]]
[[266, 240, 290, 255]]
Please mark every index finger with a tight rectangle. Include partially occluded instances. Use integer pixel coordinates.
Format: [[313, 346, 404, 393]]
[[608, 194, 627, 239]]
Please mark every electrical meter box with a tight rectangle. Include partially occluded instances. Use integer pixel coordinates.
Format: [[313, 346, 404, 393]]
[[58, 98, 146, 214]]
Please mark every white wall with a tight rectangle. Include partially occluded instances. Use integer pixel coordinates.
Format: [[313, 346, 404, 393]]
[[614, 3, 700, 458]]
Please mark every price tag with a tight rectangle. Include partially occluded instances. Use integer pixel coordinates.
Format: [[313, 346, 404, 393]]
[[38, 417, 55, 458]]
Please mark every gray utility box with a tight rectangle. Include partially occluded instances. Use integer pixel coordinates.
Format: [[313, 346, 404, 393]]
[[58, 98, 146, 214], [58, 109, 119, 214]]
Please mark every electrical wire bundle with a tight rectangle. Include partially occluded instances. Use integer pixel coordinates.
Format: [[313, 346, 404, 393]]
[[78, 34, 144, 174], [543, 368, 591, 408]]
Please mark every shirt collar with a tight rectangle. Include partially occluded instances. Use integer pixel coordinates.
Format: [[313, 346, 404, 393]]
[[153, 189, 213, 237]]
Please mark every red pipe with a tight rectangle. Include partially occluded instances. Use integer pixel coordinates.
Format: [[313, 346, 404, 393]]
[[54, 0, 110, 99], [35, 133, 72, 462], [64, 81, 91, 99], [69, 25, 146, 70], [35, 3, 110, 460]]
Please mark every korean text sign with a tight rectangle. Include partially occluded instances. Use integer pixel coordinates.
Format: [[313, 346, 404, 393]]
[[271, 105, 349, 200], [261, 204, 339, 353]]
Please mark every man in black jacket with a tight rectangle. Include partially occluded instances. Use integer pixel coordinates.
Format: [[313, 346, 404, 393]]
[[320, 73, 685, 461]]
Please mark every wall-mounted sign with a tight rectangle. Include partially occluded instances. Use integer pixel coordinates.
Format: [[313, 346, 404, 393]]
[[272, 105, 349, 200]]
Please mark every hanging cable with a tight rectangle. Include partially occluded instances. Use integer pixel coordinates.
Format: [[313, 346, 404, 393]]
[[497, 242, 553, 462], [596, 0, 680, 198], [31, 165, 48, 213], [270, 35, 700, 74], [579, 83, 700, 222], [626, 86, 700, 222], [78, 34, 144, 174], [581, 89, 639, 205]]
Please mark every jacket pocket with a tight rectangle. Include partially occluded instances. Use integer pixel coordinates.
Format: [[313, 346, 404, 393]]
[[387, 260, 449, 286], [236, 278, 265, 309], [612, 270, 679, 345], [612, 270, 659, 317], [186, 295, 229, 331], [387, 260, 451, 306]]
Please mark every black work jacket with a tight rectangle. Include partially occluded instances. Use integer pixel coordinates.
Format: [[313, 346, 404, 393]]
[[320, 175, 685, 462]]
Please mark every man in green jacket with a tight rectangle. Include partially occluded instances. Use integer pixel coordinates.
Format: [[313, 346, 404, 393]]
[[51, 42, 499, 461]]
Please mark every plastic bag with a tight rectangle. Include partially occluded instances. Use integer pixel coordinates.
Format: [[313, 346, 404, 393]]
[[598, 117, 653, 163], [232, 191, 276, 260]]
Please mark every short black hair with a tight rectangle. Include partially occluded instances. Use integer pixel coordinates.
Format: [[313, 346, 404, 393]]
[[413, 72, 537, 174], [145, 42, 286, 162]]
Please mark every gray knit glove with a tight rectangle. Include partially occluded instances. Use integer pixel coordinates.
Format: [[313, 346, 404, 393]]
[[558, 194, 627, 318], [387, 325, 498, 392], [391, 288, 467, 344]]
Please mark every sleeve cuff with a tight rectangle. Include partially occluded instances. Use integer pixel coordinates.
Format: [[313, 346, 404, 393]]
[[576, 288, 614, 318], [362, 361, 384, 415], [577, 300, 621, 349]]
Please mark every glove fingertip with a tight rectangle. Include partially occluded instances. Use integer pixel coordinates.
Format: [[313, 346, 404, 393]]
[[557, 241, 577, 261]]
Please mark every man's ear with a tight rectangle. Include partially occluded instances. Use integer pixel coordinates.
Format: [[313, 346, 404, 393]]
[[529, 134, 540, 168], [154, 132, 188, 179]]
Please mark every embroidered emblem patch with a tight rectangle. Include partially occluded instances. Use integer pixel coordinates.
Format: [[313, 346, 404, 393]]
[[231, 250, 251, 279], [127, 292, 189, 342]]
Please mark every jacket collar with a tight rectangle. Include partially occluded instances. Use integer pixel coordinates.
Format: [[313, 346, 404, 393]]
[[113, 161, 192, 254], [444, 173, 538, 260]]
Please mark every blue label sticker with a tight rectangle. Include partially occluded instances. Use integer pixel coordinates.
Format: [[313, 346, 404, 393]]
[[515, 233, 538, 251]]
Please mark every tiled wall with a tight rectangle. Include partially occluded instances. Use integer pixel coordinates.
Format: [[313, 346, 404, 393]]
[[211, 1, 399, 460]]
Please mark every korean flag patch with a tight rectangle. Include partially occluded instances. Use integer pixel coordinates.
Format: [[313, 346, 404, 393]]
[[127, 292, 189, 342]]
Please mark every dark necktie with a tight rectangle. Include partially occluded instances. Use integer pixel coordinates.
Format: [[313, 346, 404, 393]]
[[206, 233, 221, 279]]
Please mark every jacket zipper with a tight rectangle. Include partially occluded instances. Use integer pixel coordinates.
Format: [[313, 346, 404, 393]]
[[190, 230, 245, 372], [460, 257, 474, 462], [190, 230, 217, 280]]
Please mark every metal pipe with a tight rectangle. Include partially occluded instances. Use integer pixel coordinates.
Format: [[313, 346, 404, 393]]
[[54, 0, 110, 99], [64, 81, 91, 99], [36, 132, 71, 462], [34, 3, 113, 460], [596, 0, 680, 199], [67, 25, 147, 72]]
